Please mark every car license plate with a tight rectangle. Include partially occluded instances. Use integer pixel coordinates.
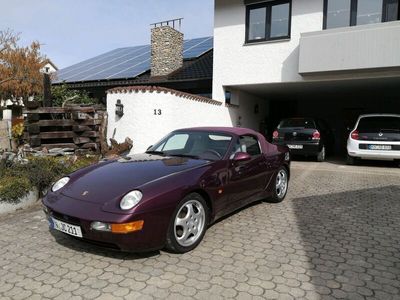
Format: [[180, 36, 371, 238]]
[[287, 144, 303, 149], [368, 145, 392, 150], [49, 217, 83, 238]]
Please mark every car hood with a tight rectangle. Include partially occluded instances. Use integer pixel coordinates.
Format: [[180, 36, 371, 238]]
[[61, 153, 210, 204]]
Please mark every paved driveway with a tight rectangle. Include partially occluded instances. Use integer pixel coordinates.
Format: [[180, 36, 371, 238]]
[[0, 161, 399, 300]]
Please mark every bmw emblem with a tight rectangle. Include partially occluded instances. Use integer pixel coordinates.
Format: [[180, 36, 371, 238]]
[[293, 132, 297, 136]]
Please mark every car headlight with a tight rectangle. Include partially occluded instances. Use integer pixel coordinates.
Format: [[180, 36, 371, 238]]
[[120, 190, 143, 210], [52, 177, 70, 192]]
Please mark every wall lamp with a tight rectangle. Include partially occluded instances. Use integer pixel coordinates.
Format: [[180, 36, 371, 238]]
[[116, 99, 124, 117]]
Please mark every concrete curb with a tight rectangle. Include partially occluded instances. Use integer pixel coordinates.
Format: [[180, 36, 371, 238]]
[[0, 189, 40, 215]]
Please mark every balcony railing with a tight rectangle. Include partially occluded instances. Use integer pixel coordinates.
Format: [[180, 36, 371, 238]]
[[299, 21, 400, 75]]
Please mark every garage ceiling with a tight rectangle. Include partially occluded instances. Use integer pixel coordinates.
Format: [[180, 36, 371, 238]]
[[232, 76, 400, 100]]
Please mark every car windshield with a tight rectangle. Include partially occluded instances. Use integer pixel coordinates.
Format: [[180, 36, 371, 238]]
[[147, 131, 233, 161], [278, 118, 316, 129], [357, 116, 400, 133]]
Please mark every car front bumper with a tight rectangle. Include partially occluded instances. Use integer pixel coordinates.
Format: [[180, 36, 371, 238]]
[[42, 194, 173, 252]]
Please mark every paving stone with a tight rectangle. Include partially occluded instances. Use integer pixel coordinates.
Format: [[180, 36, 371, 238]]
[[0, 161, 399, 299]]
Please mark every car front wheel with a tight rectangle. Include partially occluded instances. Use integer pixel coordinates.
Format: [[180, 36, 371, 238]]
[[165, 193, 208, 253]]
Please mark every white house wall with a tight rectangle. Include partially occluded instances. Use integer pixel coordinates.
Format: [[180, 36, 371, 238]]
[[107, 88, 267, 154], [213, 0, 323, 101]]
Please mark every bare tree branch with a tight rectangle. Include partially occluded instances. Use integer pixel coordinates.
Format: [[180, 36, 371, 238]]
[[0, 77, 16, 85], [0, 29, 19, 53]]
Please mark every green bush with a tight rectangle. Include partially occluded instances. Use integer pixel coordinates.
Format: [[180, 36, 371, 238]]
[[51, 84, 95, 107], [0, 176, 31, 203], [0, 155, 99, 202], [23, 157, 71, 194]]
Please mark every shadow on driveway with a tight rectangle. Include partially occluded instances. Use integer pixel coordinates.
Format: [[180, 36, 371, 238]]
[[50, 230, 160, 259], [291, 185, 400, 299]]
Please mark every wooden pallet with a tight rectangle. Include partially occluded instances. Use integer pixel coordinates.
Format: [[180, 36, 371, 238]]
[[24, 105, 106, 153]]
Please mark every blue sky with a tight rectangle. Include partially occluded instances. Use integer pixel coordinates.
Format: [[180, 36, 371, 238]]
[[0, 0, 214, 69]]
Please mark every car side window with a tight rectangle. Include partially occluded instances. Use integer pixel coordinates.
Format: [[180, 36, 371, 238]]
[[230, 135, 261, 158]]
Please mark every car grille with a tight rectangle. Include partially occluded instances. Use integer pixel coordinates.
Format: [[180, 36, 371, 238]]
[[80, 238, 121, 251], [49, 209, 82, 226]]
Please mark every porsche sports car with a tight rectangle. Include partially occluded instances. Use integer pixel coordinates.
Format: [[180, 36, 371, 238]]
[[43, 127, 290, 253]]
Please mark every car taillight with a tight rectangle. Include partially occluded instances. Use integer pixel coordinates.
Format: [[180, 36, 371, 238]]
[[273, 130, 279, 139], [312, 131, 321, 140], [351, 130, 359, 140]]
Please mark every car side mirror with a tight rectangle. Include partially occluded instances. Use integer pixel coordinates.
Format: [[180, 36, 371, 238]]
[[233, 152, 251, 162]]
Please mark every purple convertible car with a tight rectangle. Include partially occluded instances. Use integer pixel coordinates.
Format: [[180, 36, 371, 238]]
[[43, 127, 290, 253]]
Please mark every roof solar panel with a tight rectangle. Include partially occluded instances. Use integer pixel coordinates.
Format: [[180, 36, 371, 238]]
[[64, 46, 150, 82], [183, 37, 213, 59], [54, 36, 213, 83], [56, 47, 134, 79]]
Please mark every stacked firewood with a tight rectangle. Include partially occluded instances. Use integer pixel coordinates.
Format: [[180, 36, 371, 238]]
[[24, 105, 107, 154]]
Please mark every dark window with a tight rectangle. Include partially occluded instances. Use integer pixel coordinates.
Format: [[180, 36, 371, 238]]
[[356, 116, 400, 133], [384, 0, 399, 21], [248, 7, 267, 40], [324, 0, 400, 29], [278, 118, 316, 129], [246, 0, 292, 43], [357, 0, 383, 25], [225, 91, 232, 104], [325, 0, 352, 29]]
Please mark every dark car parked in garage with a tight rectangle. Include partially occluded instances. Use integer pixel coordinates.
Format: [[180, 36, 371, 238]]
[[272, 118, 334, 162]]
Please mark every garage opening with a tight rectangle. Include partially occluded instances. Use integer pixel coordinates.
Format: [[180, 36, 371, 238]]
[[233, 77, 400, 156]]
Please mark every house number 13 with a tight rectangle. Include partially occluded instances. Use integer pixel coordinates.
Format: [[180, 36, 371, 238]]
[[154, 109, 162, 115]]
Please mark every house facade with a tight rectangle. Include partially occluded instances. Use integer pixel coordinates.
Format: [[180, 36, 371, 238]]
[[213, 0, 400, 152], [40, 59, 58, 74], [105, 22, 267, 153]]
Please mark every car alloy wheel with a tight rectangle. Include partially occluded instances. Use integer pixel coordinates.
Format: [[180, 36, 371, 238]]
[[267, 167, 289, 203], [174, 199, 206, 247], [276, 169, 288, 199], [166, 193, 208, 253]]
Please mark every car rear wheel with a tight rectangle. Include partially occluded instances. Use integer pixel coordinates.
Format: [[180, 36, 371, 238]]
[[317, 146, 326, 162], [267, 168, 289, 203], [165, 193, 208, 253]]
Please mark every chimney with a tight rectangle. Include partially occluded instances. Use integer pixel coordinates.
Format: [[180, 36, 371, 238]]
[[150, 19, 184, 77]]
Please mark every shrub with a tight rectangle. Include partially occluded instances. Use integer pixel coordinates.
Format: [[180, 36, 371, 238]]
[[23, 157, 71, 195], [51, 84, 95, 107], [11, 123, 24, 139], [0, 176, 31, 203], [0, 155, 99, 202]]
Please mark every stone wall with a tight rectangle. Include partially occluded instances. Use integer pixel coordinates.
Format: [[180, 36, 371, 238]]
[[151, 26, 183, 77]]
